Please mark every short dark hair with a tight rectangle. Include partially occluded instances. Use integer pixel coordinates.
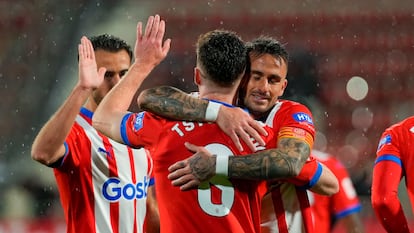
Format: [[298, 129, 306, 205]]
[[196, 29, 246, 87], [89, 34, 133, 62], [246, 36, 289, 69]]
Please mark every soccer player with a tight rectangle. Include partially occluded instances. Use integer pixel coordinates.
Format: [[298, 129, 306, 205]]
[[309, 149, 364, 233], [30, 34, 158, 233], [371, 116, 414, 233], [137, 37, 339, 233], [93, 13, 280, 232]]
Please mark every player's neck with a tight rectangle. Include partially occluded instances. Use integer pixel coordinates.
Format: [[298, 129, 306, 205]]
[[200, 93, 233, 105], [199, 86, 237, 105]]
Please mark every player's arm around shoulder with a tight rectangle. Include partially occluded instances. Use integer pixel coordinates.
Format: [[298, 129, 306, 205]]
[[138, 85, 267, 152], [224, 137, 310, 180], [138, 85, 209, 121]]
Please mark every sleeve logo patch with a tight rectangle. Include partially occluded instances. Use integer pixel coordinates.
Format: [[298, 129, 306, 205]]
[[293, 112, 313, 125], [377, 134, 391, 151], [133, 112, 145, 132]]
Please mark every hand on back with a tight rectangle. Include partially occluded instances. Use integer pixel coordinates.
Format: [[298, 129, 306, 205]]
[[217, 106, 267, 152]]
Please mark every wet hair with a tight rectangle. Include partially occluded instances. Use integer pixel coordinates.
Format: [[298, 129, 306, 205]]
[[89, 34, 133, 62], [196, 29, 247, 87], [246, 36, 289, 69]]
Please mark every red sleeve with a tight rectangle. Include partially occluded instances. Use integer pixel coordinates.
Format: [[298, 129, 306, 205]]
[[279, 157, 321, 187], [371, 126, 410, 233], [265, 101, 317, 187], [272, 100, 315, 145], [120, 111, 164, 150], [372, 157, 408, 232]]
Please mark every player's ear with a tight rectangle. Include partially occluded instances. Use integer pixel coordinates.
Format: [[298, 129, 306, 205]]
[[194, 67, 201, 85]]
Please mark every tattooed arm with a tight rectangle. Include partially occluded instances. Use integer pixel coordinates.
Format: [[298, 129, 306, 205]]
[[168, 137, 309, 191], [228, 137, 309, 179], [138, 86, 209, 121], [138, 86, 267, 152]]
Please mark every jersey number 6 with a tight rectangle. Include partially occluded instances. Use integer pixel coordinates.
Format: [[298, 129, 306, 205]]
[[197, 143, 234, 217]]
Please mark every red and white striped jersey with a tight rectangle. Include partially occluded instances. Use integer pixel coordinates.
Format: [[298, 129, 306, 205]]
[[54, 107, 154, 233], [260, 100, 316, 233]]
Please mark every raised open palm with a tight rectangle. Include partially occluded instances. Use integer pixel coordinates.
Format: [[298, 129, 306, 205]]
[[78, 36, 106, 89]]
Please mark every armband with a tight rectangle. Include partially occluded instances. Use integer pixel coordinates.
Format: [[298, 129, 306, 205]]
[[205, 101, 221, 122], [215, 154, 229, 177]]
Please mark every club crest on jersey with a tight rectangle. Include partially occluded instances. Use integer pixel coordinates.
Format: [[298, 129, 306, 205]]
[[292, 112, 313, 125], [377, 134, 391, 151], [133, 112, 145, 132]]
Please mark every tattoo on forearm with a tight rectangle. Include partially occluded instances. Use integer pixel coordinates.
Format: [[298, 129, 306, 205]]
[[139, 86, 209, 121], [228, 138, 310, 179]]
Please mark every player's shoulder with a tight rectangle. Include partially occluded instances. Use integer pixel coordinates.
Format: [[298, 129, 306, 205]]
[[393, 116, 414, 130], [382, 116, 414, 137], [271, 99, 314, 123], [273, 99, 313, 117], [277, 99, 310, 109]]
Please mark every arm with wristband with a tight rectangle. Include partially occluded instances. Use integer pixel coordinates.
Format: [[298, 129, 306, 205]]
[[168, 135, 325, 191], [140, 87, 338, 195], [277, 158, 338, 195], [168, 138, 338, 195]]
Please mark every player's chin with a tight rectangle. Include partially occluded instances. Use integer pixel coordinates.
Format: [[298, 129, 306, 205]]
[[248, 103, 269, 114], [250, 98, 269, 107]]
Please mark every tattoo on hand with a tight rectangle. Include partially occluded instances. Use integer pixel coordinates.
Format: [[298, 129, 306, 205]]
[[188, 154, 216, 182]]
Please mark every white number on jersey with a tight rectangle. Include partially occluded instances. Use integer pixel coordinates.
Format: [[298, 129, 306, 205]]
[[197, 143, 234, 217]]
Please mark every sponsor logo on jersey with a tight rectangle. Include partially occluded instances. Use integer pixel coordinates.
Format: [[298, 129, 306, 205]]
[[133, 112, 145, 132], [98, 147, 111, 158], [292, 112, 313, 125], [102, 176, 150, 201], [377, 134, 391, 151]]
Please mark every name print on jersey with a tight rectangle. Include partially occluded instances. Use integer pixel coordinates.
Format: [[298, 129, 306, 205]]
[[102, 176, 151, 201], [171, 121, 204, 137]]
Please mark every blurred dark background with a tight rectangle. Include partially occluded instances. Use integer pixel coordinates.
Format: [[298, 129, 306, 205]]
[[1, 0, 413, 232]]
